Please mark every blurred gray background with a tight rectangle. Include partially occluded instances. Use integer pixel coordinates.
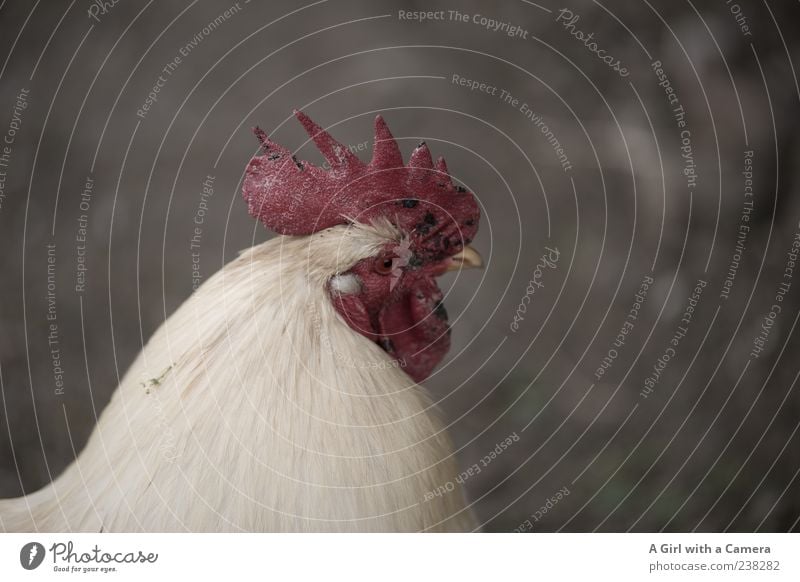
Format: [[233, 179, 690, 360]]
[[1, 0, 799, 531]]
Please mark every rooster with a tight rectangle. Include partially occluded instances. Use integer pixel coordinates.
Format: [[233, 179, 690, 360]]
[[0, 111, 482, 532]]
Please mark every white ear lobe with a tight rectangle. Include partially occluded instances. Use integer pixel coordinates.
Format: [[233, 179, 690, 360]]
[[329, 273, 362, 295]]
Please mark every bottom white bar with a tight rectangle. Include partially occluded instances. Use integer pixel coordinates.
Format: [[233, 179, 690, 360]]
[[1, 533, 798, 581]]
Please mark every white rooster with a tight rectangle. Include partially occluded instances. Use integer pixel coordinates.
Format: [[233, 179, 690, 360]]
[[0, 111, 482, 532]]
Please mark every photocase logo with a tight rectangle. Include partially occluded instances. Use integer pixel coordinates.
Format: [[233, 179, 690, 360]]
[[19, 542, 46, 570]]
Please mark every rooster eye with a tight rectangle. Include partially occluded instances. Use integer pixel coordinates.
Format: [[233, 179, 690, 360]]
[[374, 256, 394, 275]]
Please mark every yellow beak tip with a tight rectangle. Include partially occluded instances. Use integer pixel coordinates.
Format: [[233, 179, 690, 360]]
[[446, 245, 483, 271]]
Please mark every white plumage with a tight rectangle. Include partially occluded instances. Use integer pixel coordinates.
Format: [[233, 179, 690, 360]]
[[0, 220, 476, 532]]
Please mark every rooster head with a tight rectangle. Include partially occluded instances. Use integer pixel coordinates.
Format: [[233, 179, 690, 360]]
[[243, 111, 482, 383]]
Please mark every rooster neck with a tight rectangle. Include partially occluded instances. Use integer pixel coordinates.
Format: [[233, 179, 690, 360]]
[[6, 233, 475, 532]]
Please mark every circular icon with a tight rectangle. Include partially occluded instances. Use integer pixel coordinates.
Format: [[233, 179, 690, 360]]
[[19, 542, 46, 570]]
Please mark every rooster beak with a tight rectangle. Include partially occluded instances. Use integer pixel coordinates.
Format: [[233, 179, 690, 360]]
[[446, 246, 483, 271]]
